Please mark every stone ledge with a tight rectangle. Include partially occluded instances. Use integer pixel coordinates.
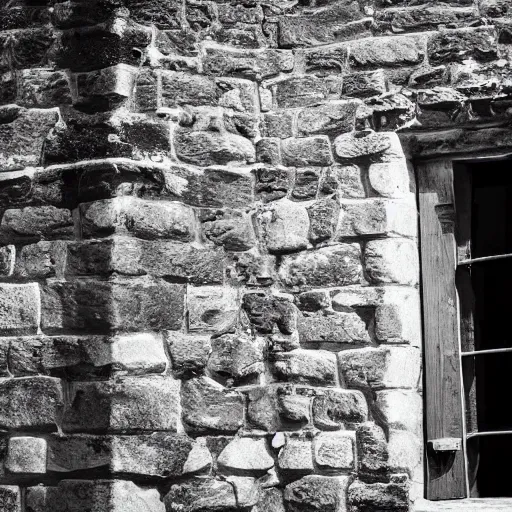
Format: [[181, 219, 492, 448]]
[[414, 498, 512, 511]]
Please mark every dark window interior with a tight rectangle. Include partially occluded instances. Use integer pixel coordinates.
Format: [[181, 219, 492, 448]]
[[461, 160, 512, 497]]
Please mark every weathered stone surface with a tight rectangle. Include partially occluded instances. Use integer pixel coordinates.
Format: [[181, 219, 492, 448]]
[[161, 71, 219, 107], [297, 102, 358, 137], [0, 487, 20, 512], [0, 245, 14, 276], [0, 107, 58, 171], [0, 283, 40, 335], [272, 76, 343, 108], [284, 475, 351, 512], [187, 285, 238, 333], [364, 239, 419, 285], [368, 161, 411, 198], [62, 377, 180, 433], [202, 212, 256, 251], [271, 349, 338, 386], [242, 292, 297, 335], [314, 431, 355, 471], [375, 390, 422, 434], [218, 437, 274, 475], [259, 199, 310, 254], [388, 429, 422, 477], [356, 422, 390, 483], [261, 111, 294, 139], [348, 480, 409, 512], [312, 388, 368, 430], [1, 205, 73, 241], [208, 332, 265, 383], [278, 435, 314, 476], [181, 377, 244, 435], [281, 137, 333, 167], [202, 45, 294, 80], [18, 69, 72, 108], [343, 70, 387, 98], [165, 478, 238, 512], [0, 376, 63, 431], [41, 278, 185, 333], [167, 332, 212, 378], [338, 347, 421, 391], [293, 168, 320, 200], [253, 166, 293, 202], [14, 241, 67, 279], [334, 132, 396, 160], [307, 197, 340, 243], [26, 480, 165, 512], [255, 488, 286, 512], [5, 437, 47, 474], [298, 311, 371, 346], [279, 244, 363, 289]]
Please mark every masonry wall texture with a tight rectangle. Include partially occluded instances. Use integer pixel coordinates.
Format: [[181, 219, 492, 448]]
[[0, 0, 510, 511]]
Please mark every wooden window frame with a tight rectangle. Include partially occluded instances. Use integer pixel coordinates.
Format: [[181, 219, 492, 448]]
[[418, 152, 512, 502]]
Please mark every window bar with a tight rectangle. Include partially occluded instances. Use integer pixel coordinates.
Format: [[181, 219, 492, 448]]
[[467, 431, 512, 440], [459, 253, 512, 266], [461, 347, 512, 357]]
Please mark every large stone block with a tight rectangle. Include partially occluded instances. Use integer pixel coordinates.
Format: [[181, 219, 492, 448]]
[[307, 197, 340, 244], [41, 277, 185, 333], [364, 239, 419, 285], [0, 283, 40, 335], [62, 377, 180, 433], [161, 71, 219, 107], [281, 137, 333, 167], [312, 388, 368, 430], [271, 349, 338, 386], [167, 332, 212, 378], [356, 422, 389, 483], [14, 241, 67, 279], [338, 347, 421, 391], [368, 160, 411, 198], [0, 376, 63, 431], [271, 75, 343, 108], [279, 244, 363, 289], [0, 487, 21, 512], [5, 437, 47, 474], [258, 199, 310, 254], [314, 431, 355, 471], [202, 45, 294, 79], [18, 69, 72, 109], [284, 475, 351, 512], [277, 435, 314, 476], [202, 211, 256, 252], [181, 377, 245, 435], [0, 106, 58, 171], [337, 199, 417, 239], [297, 102, 358, 137], [26, 480, 165, 512], [348, 480, 409, 512], [375, 390, 422, 434], [218, 437, 274, 475]]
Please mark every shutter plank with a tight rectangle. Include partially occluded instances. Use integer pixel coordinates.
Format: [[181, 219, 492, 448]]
[[418, 160, 467, 500]]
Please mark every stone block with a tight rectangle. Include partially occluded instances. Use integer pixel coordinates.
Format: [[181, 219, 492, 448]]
[[297, 102, 358, 137], [261, 111, 294, 138], [343, 70, 388, 98], [0, 487, 21, 512], [161, 71, 219, 107], [187, 285, 238, 333], [202, 212, 256, 251], [255, 488, 286, 512], [307, 197, 340, 244], [304, 44, 349, 75], [334, 131, 398, 161], [253, 166, 293, 202], [284, 475, 351, 512], [272, 75, 343, 108], [364, 239, 419, 285], [256, 137, 282, 165], [279, 244, 363, 289], [278, 435, 314, 476], [281, 137, 333, 167], [181, 377, 245, 435], [0, 283, 40, 335], [298, 310, 370, 347], [338, 346, 421, 391], [271, 349, 338, 386], [388, 429, 422, 477], [18, 69, 72, 108], [167, 332, 212, 378], [165, 477, 237, 512], [0, 245, 14, 276], [74, 64, 138, 111], [208, 332, 265, 383], [320, 165, 365, 199], [293, 168, 320, 200], [41, 277, 185, 333], [375, 390, 422, 434], [174, 125, 255, 167], [348, 480, 409, 512], [258, 199, 310, 254], [314, 431, 355, 471], [337, 198, 417, 239], [368, 160, 411, 198], [428, 27, 498, 66], [312, 388, 368, 430], [5, 437, 47, 474], [0, 107, 58, 171], [0, 376, 63, 431], [1, 205, 73, 241], [26, 480, 165, 512], [202, 45, 294, 80], [14, 241, 67, 279], [218, 437, 274, 475], [356, 422, 389, 483], [62, 377, 180, 433]]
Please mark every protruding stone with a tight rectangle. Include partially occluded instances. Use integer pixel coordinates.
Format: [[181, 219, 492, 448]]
[[312, 388, 368, 430], [314, 432, 355, 471], [278, 435, 314, 476], [167, 332, 212, 378], [5, 437, 47, 474], [0, 486, 21, 512], [282, 137, 333, 167], [187, 286, 238, 333], [356, 422, 389, 483], [218, 437, 274, 475], [0, 283, 40, 335], [348, 480, 409, 512]]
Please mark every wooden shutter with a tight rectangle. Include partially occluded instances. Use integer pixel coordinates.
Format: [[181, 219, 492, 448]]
[[418, 160, 467, 500]]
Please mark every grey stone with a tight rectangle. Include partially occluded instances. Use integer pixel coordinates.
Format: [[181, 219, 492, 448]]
[[314, 432, 355, 471], [218, 437, 274, 475], [0, 486, 21, 512], [282, 137, 333, 167], [356, 422, 390, 483], [167, 332, 212, 378], [5, 437, 47, 474], [348, 480, 409, 512], [277, 435, 314, 476], [0, 283, 40, 335], [312, 388, 368, 430]]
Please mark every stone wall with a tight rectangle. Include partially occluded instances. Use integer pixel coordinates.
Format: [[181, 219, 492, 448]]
[[0, 0, 510, 511]]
